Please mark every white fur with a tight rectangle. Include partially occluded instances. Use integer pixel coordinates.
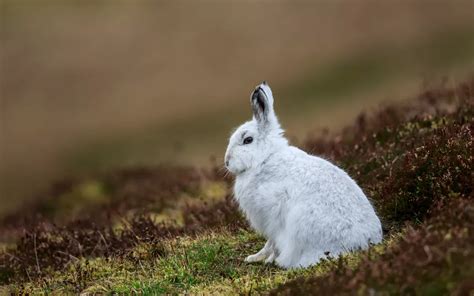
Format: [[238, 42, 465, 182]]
[[224, 82, 382, 269]]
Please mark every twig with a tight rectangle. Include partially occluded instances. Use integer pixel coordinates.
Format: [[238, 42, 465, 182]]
[[25, 268, 32, 282], [90, 236, 103, 256], [33, 233, 41, 274], [98, 230, 109, 250], [56, 250, 80, 262]]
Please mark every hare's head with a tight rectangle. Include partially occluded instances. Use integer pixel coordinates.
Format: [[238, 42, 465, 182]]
[[224, 82, 288, 175]]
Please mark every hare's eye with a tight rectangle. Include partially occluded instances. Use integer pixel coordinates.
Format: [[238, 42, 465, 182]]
[[243, 136, 253, 145]]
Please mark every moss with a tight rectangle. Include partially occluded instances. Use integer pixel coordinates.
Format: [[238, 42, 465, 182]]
[[5, 229, 394, 294], [6, 231, 256, 293], [46, 180, 110, 221]]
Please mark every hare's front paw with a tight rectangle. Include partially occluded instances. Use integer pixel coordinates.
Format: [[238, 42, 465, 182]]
[[245, 240, 274, 263], [264, 252, 276, 264], [245, 253, 267, 262]]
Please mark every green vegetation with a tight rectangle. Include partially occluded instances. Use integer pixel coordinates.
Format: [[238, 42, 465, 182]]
[[1, 79, 472, 294], [4, 229, 401, 294]]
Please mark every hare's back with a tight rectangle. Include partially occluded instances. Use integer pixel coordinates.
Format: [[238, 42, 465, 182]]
[[269, 147, 369, 205]]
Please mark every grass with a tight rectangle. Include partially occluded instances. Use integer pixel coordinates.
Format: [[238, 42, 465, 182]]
[[11, 229, 400, 294], [11, 231, 273, 294]]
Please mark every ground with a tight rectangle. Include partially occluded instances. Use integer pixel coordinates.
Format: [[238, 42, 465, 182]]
[[0, 79, 473, 294]]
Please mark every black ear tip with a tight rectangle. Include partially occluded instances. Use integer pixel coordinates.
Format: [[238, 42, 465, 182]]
[[262, 80, 267, 85]]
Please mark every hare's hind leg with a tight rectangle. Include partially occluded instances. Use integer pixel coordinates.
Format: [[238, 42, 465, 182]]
[[245, 240, 274, 263]]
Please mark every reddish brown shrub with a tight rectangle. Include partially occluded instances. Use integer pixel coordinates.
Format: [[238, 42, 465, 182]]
[[0, 166, 203, 238], [0, 194, 245, 282], [271, 79, 474, 294], [183, 195, 248, 232], [305, 79, 473, 230]]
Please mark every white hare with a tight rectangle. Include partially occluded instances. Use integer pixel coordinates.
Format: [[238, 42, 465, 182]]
[[224, 82, 382, 269]]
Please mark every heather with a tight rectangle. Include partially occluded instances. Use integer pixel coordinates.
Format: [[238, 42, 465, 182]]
[[0, 79, 472, 294]]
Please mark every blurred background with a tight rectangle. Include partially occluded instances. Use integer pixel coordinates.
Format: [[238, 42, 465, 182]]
[[1, 0, 473, 217]]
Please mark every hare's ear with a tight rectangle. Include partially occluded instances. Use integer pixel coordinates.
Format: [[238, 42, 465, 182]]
[[250, 81, 278, 132]]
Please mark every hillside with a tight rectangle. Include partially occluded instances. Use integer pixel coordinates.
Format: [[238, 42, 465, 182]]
[[0, 79, 473, 294], [3, 1, 474, 215]]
